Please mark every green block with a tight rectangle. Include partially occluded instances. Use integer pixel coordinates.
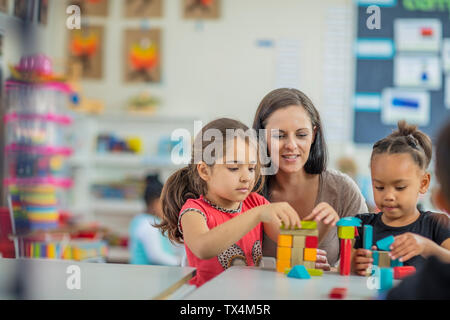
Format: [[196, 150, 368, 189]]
[[307, 268, 323, 276], [284, 267, 292, 275], [338, 226, 355, 239], [301, 220, 317, 230]]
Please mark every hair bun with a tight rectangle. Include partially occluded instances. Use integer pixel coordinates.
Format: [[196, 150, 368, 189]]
[[397, 120, 418, 136]]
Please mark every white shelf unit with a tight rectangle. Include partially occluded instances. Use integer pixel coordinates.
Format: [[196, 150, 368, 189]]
[[67, 113, 199, 234]]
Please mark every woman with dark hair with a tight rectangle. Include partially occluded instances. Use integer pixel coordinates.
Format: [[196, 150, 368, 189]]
[[128, 174, 183, 265], [253, 88, 368, 268]]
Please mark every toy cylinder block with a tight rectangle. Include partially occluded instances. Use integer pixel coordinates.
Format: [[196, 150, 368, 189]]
[[338, 226, 355, 239], [305, 236, 318, 248], [277, 247, 292, 260], [276, 259, 291, 273], [291, 247, 304, 265], [303, 248, 317, 261], [363, 225, 373, 250], [393, 266, 416, 279], [293, 236, 305, 248], [278, 234, 293, 247], [339, 239, 352, 276]]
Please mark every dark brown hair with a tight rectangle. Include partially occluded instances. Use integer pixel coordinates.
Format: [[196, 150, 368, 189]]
[[252, 88, 328, 199], [371, 120, 432, 170], [436, 120, 450, 201], [157, 118, 264, 244]]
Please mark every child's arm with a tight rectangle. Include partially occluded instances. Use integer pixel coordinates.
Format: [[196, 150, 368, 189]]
[[390, 233, 450, 263], [181, 202, 301, 260]]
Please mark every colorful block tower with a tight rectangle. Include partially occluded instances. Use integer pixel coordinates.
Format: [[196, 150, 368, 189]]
[[276, 221, 319, 274], [336, 217, 362, 276]]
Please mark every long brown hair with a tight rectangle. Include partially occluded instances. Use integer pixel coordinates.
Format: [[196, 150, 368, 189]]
[[436, 120, 450, 201], [371, 120, 432, 170], [157, 118, 264, 244], [252, 88, 328, 199]]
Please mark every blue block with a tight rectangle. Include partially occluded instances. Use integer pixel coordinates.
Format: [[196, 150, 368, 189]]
[[363, 225, 373, 250], [287, 265, 311, 279], [379, 268, 394, 291], [336, 217, 362, 227], [391, 258, 403, 267], [372, 250, 379, 266], [376, 236, 394, 251]]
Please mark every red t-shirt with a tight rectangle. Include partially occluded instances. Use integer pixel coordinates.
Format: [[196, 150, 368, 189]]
[[178, 192, 269, 287]]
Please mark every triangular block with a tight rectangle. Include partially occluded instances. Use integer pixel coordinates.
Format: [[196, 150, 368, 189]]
[[287, 265, 311, 279]]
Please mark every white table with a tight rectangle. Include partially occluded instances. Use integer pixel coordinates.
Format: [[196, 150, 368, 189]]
[[0, 258, 195, 300], [184, 266, 399, 300]]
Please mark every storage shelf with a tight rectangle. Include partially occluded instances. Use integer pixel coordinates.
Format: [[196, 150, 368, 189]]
[[92, 199, 145, 214]]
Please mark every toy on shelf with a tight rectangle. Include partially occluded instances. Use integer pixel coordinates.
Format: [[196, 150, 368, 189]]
[[126, 91, 160, 115], [96, 133, 143, 154], [4, 54, 75, 235], [276, 220, 322, 277]]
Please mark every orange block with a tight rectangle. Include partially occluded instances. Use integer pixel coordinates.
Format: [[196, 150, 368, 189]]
[[277, 247, 292, 260], [304, 248, 317, 262], [277, 234, 293, 247], [276, 259, 291, 273]]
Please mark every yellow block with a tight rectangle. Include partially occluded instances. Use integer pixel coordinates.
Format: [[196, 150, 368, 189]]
[[304, 248, 317, 262], [277, 234, 293, 247], [338, 226, 355, 239], [47, 243, 56, 258], [276, 259, 291, 273], [277, 247, 292, 260]]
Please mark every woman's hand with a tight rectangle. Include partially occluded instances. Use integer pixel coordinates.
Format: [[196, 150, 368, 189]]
[[315, 249, 331, 270], [303, 202, 340, 226], [257, 202, 301, 229], [390, 232, 433, 262], [352, 248, 374, 276]]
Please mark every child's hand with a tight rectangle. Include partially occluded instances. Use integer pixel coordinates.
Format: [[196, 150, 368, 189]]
[[390, 232, 432, 262], [258, 202, 301, 229], [315, 249, 331, 270], [352, 248, 373, 276], [303, 202, 340, 226]]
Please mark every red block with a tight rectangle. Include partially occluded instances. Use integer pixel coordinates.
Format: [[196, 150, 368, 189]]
[[305, 236, 318, 248], [339, 238, 352, 276], [393, 266, 416, 279], [421, 28, 433, 37], [329, 287, 347, 299]]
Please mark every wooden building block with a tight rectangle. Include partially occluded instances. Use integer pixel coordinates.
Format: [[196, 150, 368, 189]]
[[293, 236, 305, 248], [276, 259, 291, 273], [305, 236, 318, 248], [278, 234, 293, 248], [287, 265, 311, 279], [339, 239, 352, 276], [338, 226, 355, 239], [363, 225, 373, 250], [376, 235, 394, 251], [329, 287, 347, 299], [280, 229, 319, 236], [307, 268, 323, 276], [301, 220, 317, 229], [304, 248, 317, 262], [277, 247, 292, 260], [379, 268, 394, 291], [291, 247, 304, 265], [393, 266, 416, 279], [303, 261, 316, 269], [378, 251, 391, 268]]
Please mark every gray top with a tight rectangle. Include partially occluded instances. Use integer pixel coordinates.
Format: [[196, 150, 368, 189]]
[[184, 266, 395, 300], [0, 258, 195, 300], [263, 169, 369, 266]]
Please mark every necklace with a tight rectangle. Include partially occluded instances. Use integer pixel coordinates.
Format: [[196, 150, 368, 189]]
[[202, 196, 242, 214]]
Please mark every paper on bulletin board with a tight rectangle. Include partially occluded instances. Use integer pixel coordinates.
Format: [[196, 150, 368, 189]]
[[381, 88, 430, 126], [394, 54, 441, 90], [443, 39, 450, 73], [394, 19, 441, 53], [445, 75, 450, 109]]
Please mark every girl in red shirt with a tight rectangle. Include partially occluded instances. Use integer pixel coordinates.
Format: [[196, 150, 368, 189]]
[[157, 118, 301, 287]]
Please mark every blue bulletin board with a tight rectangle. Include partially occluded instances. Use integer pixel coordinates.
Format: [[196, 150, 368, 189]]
[[354, 0, 450, 144]]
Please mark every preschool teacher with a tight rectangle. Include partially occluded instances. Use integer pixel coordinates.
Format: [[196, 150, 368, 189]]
[[252, 88, 368, 268]]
